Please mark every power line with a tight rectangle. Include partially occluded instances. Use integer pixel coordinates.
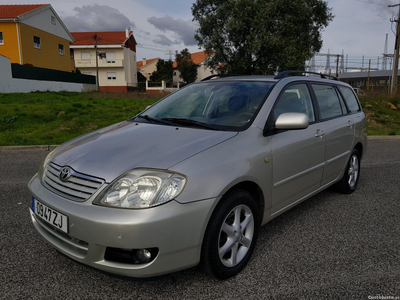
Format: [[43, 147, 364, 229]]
[[355, 0, 394, 7]]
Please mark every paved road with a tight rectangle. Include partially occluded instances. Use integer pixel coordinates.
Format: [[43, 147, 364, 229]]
[[1, 139, 399, 300]]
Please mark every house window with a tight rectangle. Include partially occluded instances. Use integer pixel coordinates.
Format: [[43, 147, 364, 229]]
[[51, 16, 56, 25], [106, 51, 116, 63], [81, 52, 91, 60], [0, 32, 3, 45], [58, 44, 64, 55], [33, 36, 41, 49], [70, 49, 74, 59], [107, 72, 117, 80]]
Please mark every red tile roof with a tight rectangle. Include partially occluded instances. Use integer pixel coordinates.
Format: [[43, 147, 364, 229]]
[[137, 58, 159, 69], [172, 50, 213, 68], [0, 4, 46, 19], [71, 31, 133, 46]]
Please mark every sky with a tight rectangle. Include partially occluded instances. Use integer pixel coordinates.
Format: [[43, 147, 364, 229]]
[[1, 0, 400, 70]]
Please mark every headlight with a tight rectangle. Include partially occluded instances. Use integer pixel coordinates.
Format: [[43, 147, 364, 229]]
[[94, 169, 187, 209]]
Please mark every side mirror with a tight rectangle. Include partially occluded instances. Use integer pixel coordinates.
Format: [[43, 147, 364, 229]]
[[275, 113, 309, 130]]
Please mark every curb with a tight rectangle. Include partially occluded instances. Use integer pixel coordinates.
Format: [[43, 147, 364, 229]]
[[1, 136, 399, 152], [366, 136, 400, 140], [0, 145, 59, 152]]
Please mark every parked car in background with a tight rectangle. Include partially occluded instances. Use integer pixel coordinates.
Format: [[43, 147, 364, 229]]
[[28, 71, 367, 279], [353, 87, 365, 95]]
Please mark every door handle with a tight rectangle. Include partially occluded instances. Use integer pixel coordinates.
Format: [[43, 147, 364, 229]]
[[347, 120, 354, 128], [315, 129, 325, 138]]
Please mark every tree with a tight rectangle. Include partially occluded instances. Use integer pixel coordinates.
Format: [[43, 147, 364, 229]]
[[150, 59, 173, 82], [137, 71, 147, 82], [192, 0, 333, 75], [176, 48, 198, 84]]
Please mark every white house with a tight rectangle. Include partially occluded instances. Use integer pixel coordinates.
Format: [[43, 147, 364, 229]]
[[173, 50, 215, 85], [70, 28, 137, 92]]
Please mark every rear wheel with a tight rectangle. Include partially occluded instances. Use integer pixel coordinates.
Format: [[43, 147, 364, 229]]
[[336, 148, 360, 194], [201, 189, 260, 279]]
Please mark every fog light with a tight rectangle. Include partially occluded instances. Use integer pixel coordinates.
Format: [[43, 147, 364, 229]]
[[105, 247, 158, 264], [136, 249, 152, 262]]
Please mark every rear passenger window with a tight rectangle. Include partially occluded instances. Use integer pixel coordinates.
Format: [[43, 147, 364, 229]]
[[273, 84, 315, 122], [337, 86, 361, 113], [312, 84, 344, 120]]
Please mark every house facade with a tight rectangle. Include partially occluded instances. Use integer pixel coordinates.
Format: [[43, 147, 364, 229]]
[[173, 51, 215, 85], [137, 58, 160, 80], [0, 4, 75, 72], [70, 29, 137, 92]]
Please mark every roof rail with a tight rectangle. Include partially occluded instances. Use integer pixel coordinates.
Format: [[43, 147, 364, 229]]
[[201, 74, 242, 81], [274, 70, 339, 81]]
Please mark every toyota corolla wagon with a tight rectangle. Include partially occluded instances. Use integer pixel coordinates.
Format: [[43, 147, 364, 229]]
[[28, 71, 367, 279]]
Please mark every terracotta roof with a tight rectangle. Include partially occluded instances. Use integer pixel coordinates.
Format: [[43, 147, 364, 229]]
[[71, 31, 133, 46], [0, 4, 47, 19], [137, 58, 159, 69], [172, 50, 213, 68]]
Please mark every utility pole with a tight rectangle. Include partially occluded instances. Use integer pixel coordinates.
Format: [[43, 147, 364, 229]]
[[336, 54, 340, 77], [367, 59, 371, 91], [389, 4, 400, 94], [94, 34, 99, 91]]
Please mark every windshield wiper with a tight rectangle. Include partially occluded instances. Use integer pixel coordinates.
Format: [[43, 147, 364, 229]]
[[136, 115, 172, 126], [161, 118, 223, 131]]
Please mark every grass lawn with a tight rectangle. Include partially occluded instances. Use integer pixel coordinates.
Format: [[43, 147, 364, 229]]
[[0, 91, 399, 146], [0, 91, 160, 146], [358, 93, 400, 136]]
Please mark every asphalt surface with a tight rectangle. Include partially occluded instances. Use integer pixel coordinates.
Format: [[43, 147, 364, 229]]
[[1, 139, 399, 299]]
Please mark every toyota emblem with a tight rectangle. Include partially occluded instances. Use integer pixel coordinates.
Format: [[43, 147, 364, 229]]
[[59, 167, 72, 182]]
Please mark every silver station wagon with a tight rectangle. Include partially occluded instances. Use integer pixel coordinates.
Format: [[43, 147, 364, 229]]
[[28, 71, 367, 279]]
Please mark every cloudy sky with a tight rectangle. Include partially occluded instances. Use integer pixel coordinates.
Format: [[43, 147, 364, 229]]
[[2, 0, 400, 70]]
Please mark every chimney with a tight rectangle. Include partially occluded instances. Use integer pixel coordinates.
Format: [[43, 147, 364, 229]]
[[143, 58, 146, 65], [125, 27, 130, 38]]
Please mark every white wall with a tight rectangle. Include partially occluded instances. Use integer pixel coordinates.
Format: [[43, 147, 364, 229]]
[[9, 79, 95, 93], [0, 55, 96, 93], [0, 55, 12, 92]]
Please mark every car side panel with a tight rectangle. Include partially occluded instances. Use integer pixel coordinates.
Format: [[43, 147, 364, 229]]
[[270, 123, 326, 214], [321, 115, 355, 186]]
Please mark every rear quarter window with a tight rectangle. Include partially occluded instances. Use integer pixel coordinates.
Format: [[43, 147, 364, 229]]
[[312, 84, 344, 120], [337, 86, 361, 113]]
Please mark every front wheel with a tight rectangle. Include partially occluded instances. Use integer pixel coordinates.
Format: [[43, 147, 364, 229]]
[[336, 148, 361, 194], [200, 189, 260, 279]]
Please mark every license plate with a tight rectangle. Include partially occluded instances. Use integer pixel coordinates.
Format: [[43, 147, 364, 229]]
[[32, 197, 68, 233]]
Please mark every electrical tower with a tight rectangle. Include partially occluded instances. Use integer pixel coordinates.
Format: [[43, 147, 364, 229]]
[[383, 33, 389, 70]]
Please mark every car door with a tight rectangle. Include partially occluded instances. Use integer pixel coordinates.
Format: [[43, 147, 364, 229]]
[[311, 84, 355, 186], [270, 83, 326, 215]]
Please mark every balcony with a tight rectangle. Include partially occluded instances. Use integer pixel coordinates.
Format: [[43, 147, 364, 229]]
[[75, 59, 124, 68]]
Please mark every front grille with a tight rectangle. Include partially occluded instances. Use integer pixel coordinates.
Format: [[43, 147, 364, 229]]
[[43, 162, 104, 202]]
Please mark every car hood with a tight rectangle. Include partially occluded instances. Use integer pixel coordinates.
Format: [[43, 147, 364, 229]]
[[52, 121, 237, 182]]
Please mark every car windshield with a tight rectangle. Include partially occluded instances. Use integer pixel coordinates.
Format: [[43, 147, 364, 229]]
[[136, 81, 275, 131]]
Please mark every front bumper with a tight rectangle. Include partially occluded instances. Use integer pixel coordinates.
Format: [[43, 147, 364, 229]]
[[28, 174, 218, 277]]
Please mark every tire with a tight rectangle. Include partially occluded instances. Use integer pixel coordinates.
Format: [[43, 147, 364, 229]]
[[336, 148, 361, 194], [200, 189, 260, 279]]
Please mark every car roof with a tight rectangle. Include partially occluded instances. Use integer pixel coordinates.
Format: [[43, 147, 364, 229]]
[[200, 71, 348, 87]]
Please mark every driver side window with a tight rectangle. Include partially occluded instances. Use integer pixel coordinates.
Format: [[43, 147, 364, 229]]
[[273, 84, 315, 123]]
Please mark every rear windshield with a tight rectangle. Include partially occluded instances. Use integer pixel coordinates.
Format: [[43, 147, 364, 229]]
[[138, 81, 275, 131]]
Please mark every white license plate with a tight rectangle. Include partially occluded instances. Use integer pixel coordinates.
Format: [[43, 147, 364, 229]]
[[32, 198, 68, 233]]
